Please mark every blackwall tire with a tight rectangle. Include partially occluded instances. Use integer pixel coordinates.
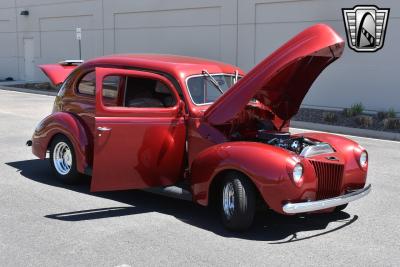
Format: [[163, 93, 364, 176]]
[[220, 172, 256, 231], [49, 135, 82, 184]]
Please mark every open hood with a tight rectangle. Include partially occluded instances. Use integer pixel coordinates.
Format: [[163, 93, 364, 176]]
[[38, 63, 79, 86], [204, 24, 344, 126]]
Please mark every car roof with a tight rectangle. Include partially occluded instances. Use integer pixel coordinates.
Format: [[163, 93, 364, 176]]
[[81, 54, 244, 78]]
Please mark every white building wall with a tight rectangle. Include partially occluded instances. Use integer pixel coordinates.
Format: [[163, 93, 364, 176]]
[[0, 0, 399, 112]]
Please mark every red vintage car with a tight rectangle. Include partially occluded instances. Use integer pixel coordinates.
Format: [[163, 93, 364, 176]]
[[29, 24, 370, 230]]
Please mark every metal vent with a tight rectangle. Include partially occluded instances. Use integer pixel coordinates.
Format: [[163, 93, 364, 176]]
[[310, 160, 344, 200]]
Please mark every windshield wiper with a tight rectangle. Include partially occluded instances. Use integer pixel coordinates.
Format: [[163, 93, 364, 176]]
[[202, 70, 224, 95], [234, 70, 239, 84]]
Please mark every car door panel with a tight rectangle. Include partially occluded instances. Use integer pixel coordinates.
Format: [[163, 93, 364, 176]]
[[90, 67, 186, 192]]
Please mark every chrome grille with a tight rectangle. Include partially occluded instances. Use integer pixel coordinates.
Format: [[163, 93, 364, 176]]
[[310, 160, 344, 200]]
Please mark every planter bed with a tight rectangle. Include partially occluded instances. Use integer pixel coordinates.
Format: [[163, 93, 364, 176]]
[[293, 108, 400, 133]]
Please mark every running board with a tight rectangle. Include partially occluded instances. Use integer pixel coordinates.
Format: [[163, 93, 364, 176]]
[[143, 186, 193, 201]]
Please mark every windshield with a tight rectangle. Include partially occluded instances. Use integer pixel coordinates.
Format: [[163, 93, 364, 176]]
[[187, 74, 239, 105]]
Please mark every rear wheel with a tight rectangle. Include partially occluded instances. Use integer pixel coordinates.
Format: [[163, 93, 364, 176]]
[[49, 135, 83, 184], [220, 172, 256, 231]]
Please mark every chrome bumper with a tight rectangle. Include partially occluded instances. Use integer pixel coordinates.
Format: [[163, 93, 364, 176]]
[[282, 184, 371, 214]]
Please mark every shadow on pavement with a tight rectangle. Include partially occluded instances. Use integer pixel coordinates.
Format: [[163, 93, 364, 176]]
[[6, 159, 358, 242]]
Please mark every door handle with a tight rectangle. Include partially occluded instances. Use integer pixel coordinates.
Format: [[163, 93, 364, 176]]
[[97, 126, 111, 132]]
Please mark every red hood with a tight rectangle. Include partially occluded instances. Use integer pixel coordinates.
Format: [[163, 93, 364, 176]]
[[204, 24, 344, 126], [38, 64, 78, 86]]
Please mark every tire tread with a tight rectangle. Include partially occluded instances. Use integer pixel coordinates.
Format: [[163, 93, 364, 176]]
[[220, 172, 256, 231]]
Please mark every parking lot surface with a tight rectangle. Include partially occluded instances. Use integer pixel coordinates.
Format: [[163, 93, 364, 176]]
[[0, 89, 399, 266]]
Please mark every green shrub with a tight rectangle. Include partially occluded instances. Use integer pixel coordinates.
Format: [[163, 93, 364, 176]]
[[350, 102, 364, 116], [377, 108, 397, 120], [323, 112, 337, 123], [343, 103, 364, 117], [387, 108, 397, 118]]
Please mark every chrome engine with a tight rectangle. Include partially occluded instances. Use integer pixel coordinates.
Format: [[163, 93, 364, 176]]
[[257, 131, 334, 157]]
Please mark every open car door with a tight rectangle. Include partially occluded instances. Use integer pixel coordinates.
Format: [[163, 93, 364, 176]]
[[90, 67, 186, 192]]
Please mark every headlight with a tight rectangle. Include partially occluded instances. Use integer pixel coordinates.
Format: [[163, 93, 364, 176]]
[[359, 151, 368, 167], [292, 163, 304, 186]]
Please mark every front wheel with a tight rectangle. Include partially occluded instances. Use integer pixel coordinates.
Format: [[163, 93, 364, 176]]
[[49, 135, 83, 184], [220, 172, 256, 231]]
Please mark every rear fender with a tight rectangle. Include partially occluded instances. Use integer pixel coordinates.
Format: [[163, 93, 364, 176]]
[[32, 112, 90, 173], [190, 141, 310, 209]]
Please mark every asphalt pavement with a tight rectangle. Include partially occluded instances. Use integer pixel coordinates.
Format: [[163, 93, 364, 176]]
[[0, 89, 399, 266]]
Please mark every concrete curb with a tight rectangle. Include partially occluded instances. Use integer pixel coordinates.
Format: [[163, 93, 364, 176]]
[[0, 85, 57, 96], [291, 121, 400, 141]]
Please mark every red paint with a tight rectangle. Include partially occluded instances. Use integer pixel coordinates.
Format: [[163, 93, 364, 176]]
[[38, 64, 78, 86], [31, 24, 368, 215], [91, 68, 186, 191], [189, 134, 367, 214], [31, 112, 90, 173], [205, 24, 345, 127]]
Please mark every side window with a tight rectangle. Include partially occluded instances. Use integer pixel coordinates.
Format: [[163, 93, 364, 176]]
[[102, 76, 120, 99], [77, 72, 121, 106], [78, 72, 177, 108], [102, 76, 121, 107], [77, 71, 96, 95], [123, 77, 176, 108]]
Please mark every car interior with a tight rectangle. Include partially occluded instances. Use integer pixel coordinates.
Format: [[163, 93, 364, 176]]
[[124, 77, 176, 108], [77, 71, 177, 108]]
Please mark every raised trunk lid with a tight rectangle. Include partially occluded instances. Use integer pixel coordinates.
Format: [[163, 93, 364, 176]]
[[204, 24, 344, 127], [38, 61, 82, 86]]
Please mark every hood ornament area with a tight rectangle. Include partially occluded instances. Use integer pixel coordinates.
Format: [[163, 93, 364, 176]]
[[326, 156, 339, 161]]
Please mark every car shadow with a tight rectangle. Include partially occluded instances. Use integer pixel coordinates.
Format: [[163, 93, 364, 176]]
[[6, 159, 358, 242]]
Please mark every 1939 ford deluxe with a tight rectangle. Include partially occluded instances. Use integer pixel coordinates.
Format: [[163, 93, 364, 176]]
[[29, 24, 371, 230]]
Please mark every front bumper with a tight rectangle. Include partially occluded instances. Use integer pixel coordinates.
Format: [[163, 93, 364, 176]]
[[282, 184, 371, 214]]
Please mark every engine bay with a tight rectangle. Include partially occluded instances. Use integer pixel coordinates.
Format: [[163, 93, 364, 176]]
[[256, 130, 335, 157], [218, 105, 335, 157]]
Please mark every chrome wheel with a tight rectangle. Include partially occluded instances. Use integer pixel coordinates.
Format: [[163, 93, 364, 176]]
[[53, 141, 72, 175], [222, 182, 235, 219]]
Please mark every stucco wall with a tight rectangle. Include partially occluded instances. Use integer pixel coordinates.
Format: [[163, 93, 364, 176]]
[[0, 0, 398, 111]]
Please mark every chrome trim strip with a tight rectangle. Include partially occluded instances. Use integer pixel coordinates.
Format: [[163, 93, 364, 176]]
[[282, 184, 371, 214]]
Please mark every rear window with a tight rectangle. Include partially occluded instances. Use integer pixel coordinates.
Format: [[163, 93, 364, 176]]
[[77, 71, 95, 96]]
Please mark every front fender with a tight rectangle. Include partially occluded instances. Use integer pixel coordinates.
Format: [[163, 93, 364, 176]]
[[190, 141, 317, 212], [32, 112, 90, 173]]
